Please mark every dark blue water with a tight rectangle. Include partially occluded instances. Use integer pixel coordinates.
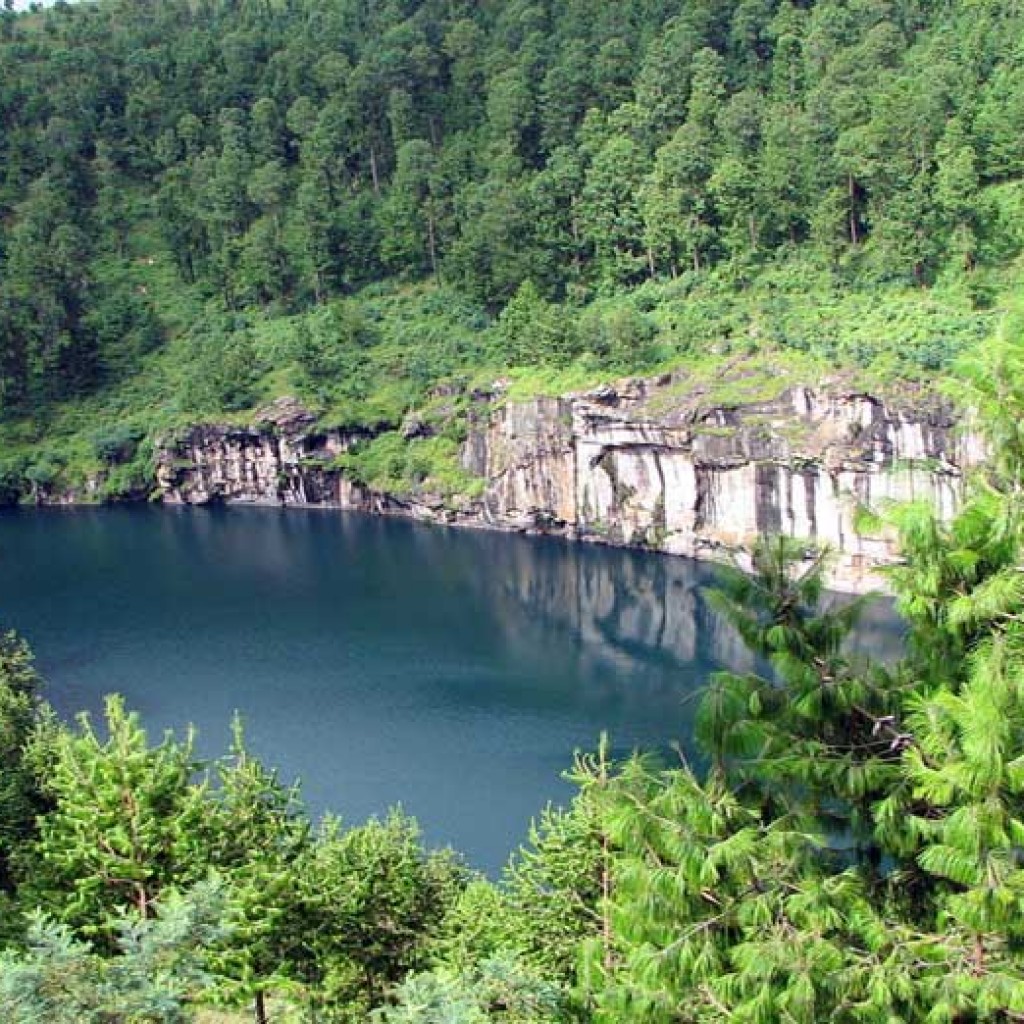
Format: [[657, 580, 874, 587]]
[[0, 506, 898, 872]]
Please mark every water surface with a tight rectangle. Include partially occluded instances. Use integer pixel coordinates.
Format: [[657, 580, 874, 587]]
[[0, 506, 895, 871]]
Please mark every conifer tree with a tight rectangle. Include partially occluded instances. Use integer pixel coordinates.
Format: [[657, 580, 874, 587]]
[[0, 630, 47, 895], [203, 718, 310, 1024], [0, 879, 228, 1024], [502, 743, 615, 993], [296, 811, 467, 1020], [20, 696, 210, 946], [697, 536, 900, 865]]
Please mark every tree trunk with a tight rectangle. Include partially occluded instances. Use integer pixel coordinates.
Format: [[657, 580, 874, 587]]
[[429, 116, 442, 147], [363, 966, 378, 1009], [601, 830, 613, 972], [848, 174, 859, 244], [136, 885, 148, 920], [369, 145, 380, 195], [254, 989, 268, 1024], [427, 213, 439, 282], [570, 195, 582, 276], [596, 737, 614, 973]]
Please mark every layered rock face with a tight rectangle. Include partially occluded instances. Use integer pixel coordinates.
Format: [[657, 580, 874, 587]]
[[156, 397, 373, 509], [464, 379, 979, 589], [155, 382, 981, 592]]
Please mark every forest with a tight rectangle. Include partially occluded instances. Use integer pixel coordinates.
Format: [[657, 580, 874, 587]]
[[0, 0, 1022, 497]]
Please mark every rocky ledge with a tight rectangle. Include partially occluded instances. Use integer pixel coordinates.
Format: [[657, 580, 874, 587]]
[[154, 379, 983, 593]]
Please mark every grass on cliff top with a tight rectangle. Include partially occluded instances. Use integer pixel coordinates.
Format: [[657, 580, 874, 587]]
[[637, 253, 1004, 383], [1, 250, 1012, 502], [643, 349, 829, 417]]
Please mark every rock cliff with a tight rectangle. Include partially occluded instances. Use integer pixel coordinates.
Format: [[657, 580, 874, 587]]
[[155, 377, 981, 592]]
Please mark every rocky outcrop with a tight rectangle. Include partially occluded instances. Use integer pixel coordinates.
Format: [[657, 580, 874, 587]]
[[464, 378, 981, 589], [156, 397, 359, 506], [154, 383, 982, 592]]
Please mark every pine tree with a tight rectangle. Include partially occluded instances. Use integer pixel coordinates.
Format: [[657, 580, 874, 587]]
[[296, 811, 467, 1019], [0, 879, 228, 1024], [203, 717, 310, 1024], [20, 696, 210, 946], [0, 630, 47, 895], [504, 749, 610, 987], [697, 536, 900, 864]]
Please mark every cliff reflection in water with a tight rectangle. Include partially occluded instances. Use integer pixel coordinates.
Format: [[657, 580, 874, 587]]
[[461, 529, 757, 701], [0, 505, 902, 871]]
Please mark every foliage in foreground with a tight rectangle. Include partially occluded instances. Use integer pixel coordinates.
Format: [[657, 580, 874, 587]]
[[0, 880, 227, 1024], [575, 325, 1024, 1023]]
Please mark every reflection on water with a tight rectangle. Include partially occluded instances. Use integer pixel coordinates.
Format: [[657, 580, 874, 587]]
[[0, 506, 901, 872]]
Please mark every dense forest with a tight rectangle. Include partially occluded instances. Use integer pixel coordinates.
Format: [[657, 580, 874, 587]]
[[0, 0, 1023, 498], [1, 326, 1023, 1022]]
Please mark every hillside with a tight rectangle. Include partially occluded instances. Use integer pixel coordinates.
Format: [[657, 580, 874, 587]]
[[0, 0, 1022, 502]]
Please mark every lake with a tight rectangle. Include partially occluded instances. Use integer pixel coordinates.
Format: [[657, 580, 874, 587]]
[[0, 506, 899, 872]]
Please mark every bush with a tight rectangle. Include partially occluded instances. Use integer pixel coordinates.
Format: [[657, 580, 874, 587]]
[[335, 433, 483, 498], [23, 457, 62, 496], [374, 955, 565, 1024], [182, 320, 263, 414], [497, 282, 583, 368], [579, 302, 658, 369], [89, 424, 144, 465], [98, 458, 152, 502], [0, 459, 27, 506]]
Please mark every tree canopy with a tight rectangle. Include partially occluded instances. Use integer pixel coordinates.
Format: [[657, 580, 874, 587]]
[[0, 0, 1022, 486]]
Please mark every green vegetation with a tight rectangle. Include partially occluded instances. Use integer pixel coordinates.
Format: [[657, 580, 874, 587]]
[[1, 329, 1023, 1021], [2, 0, 1024, 500], [334, 432, 484, 501], [0, 880, 228, 1024]]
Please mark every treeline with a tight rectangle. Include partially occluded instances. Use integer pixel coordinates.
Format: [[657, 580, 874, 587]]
[[1, 0, 1023, 414], [1, 331, 1024, 1022]]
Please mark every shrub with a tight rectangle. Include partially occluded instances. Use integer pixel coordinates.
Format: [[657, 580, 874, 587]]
[[89, 424, 144, 465]]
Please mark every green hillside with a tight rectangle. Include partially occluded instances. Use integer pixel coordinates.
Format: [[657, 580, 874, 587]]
[[1, 0, 1023, 497]]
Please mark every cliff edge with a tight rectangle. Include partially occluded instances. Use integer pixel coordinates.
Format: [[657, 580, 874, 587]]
[[154, 373, 981, 592]]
